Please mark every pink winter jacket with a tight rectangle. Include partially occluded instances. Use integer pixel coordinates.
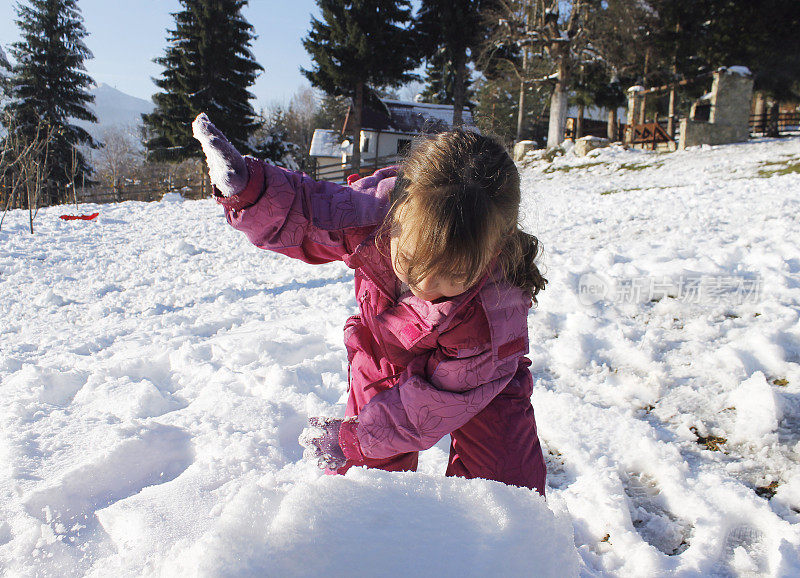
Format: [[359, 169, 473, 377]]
[[216, 158, 545, 492]]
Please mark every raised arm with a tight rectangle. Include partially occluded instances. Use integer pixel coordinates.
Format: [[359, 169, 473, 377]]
[[192, 113, 394, 265]]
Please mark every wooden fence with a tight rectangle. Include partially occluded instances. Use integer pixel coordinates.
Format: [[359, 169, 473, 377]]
[[77, 183, 208, 204], [311, 153, 403, 182], [749, 112, 800, 136]]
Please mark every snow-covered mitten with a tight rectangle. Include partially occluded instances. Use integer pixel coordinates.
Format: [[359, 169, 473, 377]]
[[191, 113, 248, 197], [300, 416, 349, 471]]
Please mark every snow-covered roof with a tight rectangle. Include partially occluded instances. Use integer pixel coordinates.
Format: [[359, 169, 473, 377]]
[[310, 129, 351, 157], [383, 99, 476, 133], [345, 98, 477, 135]]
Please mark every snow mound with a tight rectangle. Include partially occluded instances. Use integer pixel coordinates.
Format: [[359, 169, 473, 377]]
[[160, 192, 183, 203], [729, 371, 784, 442], [159, 468, 578, 577]]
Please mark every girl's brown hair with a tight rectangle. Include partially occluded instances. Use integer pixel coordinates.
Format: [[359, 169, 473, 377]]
[[381, 128, 547, 302]]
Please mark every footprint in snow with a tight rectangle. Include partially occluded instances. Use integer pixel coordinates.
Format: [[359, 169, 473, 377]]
[[22, 423, 193, 548], [623, 471, 692, 556], [710, 525, 767, 577], [543, 446, 576, 490]]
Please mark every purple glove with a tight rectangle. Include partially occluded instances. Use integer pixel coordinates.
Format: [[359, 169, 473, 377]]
[[191, 113, 248, 197], [300, 417, 348, 471]]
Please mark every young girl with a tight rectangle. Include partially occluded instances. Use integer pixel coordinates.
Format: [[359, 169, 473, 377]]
[[192, 113, 548, 494]]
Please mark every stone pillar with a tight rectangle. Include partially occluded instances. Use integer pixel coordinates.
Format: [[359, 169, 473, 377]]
[[625, 86, 646, 144], [709, 67, 754, 141], [679, 66, 754, 150]]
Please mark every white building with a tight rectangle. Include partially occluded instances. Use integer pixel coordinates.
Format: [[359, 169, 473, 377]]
[[310, 98, 477, 182]]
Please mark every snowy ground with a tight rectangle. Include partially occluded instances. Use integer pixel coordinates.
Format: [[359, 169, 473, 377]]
[[1, 137, 799, 577]]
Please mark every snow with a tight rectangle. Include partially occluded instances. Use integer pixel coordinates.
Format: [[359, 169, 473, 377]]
[[723, 65, 752, 77], [0, 46, 9, 75], [729, 371, 784, 442], [2, 136, 800, 576], [309, 128, 348, 158]]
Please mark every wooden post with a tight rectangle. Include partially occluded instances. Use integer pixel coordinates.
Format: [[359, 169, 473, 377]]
[[667, 87, 677, 138]]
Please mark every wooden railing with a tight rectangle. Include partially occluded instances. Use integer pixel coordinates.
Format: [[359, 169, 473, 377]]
[[312, 153, 403, 182], [749, 112, 800, 136], [627, 122, 675, 150]]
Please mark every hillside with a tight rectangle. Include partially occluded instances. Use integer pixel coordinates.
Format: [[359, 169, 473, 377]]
[[72, 83, 154, 140]]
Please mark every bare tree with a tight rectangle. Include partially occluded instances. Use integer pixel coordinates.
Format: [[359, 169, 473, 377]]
[[484, 0, 598, 147], [65, 144, 80, 209], [284, 86, 322, 172], [94, 125, 143, 201], [0, 112, 57, 233]]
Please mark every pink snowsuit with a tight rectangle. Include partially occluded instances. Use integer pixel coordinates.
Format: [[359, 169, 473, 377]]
[[216, 158, 546, 494]]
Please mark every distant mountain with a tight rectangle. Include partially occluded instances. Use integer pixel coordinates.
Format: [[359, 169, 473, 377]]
[[73, 83, 155, 140]]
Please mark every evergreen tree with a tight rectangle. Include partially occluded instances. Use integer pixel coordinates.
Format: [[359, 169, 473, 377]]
[[641, 0, 712, 87], [312, 92, 350, 133], [415, 0, 485, 126], [701, 0, 800, 100], [251, 106, 301, 170], [420, 47, 476, 106], [420, 49, 454, 105], [144, 0, 262, 163], [0, 46, 11, 104], [302, 0, 419, 171], [6, 0, 96, 205]]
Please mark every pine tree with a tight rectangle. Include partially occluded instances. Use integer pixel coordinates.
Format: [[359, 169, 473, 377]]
[[6, 0, 96, 205], [0, 46, 11, 104], [700, 0, 800, 100], [302, 0, 419, 171], [420, 48, 458, 105], [144, 0, 262, 164], [415, 0, 485, 126], [312, 92, 351, 133], [251, 106, 301, 170]]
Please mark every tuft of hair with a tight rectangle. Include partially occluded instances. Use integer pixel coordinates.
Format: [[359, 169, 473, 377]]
[[382, 128, 547, 302]]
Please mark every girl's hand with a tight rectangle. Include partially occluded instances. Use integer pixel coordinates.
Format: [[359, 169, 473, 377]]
[[300, 416, 348, 471], [191, 113, 248, 197]]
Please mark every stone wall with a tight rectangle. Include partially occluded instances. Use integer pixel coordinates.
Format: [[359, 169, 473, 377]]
[[679, 68, 754, 150]]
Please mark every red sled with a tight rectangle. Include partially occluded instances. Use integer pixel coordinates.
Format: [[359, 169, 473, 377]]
[[60, 212, 99, 221]]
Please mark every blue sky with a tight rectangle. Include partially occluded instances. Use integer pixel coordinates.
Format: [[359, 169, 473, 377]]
[[0, 0, 328, 107]]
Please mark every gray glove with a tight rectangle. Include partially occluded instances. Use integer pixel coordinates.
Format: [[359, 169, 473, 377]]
[[300, 417, 347, 471], [191, 113, 248, 197]]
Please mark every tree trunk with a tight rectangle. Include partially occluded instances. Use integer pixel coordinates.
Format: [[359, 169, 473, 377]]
[[766, 99, 780, 137], [639, 50, 649, 126], [516, 48, 528, 143], [607, 108, 618, 141], [351, 82, 363, 172], [576, 104, 585, 139], [547, 60, 568, 148], [667, 87, 676, 137], [452, 48, 466, 128]]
